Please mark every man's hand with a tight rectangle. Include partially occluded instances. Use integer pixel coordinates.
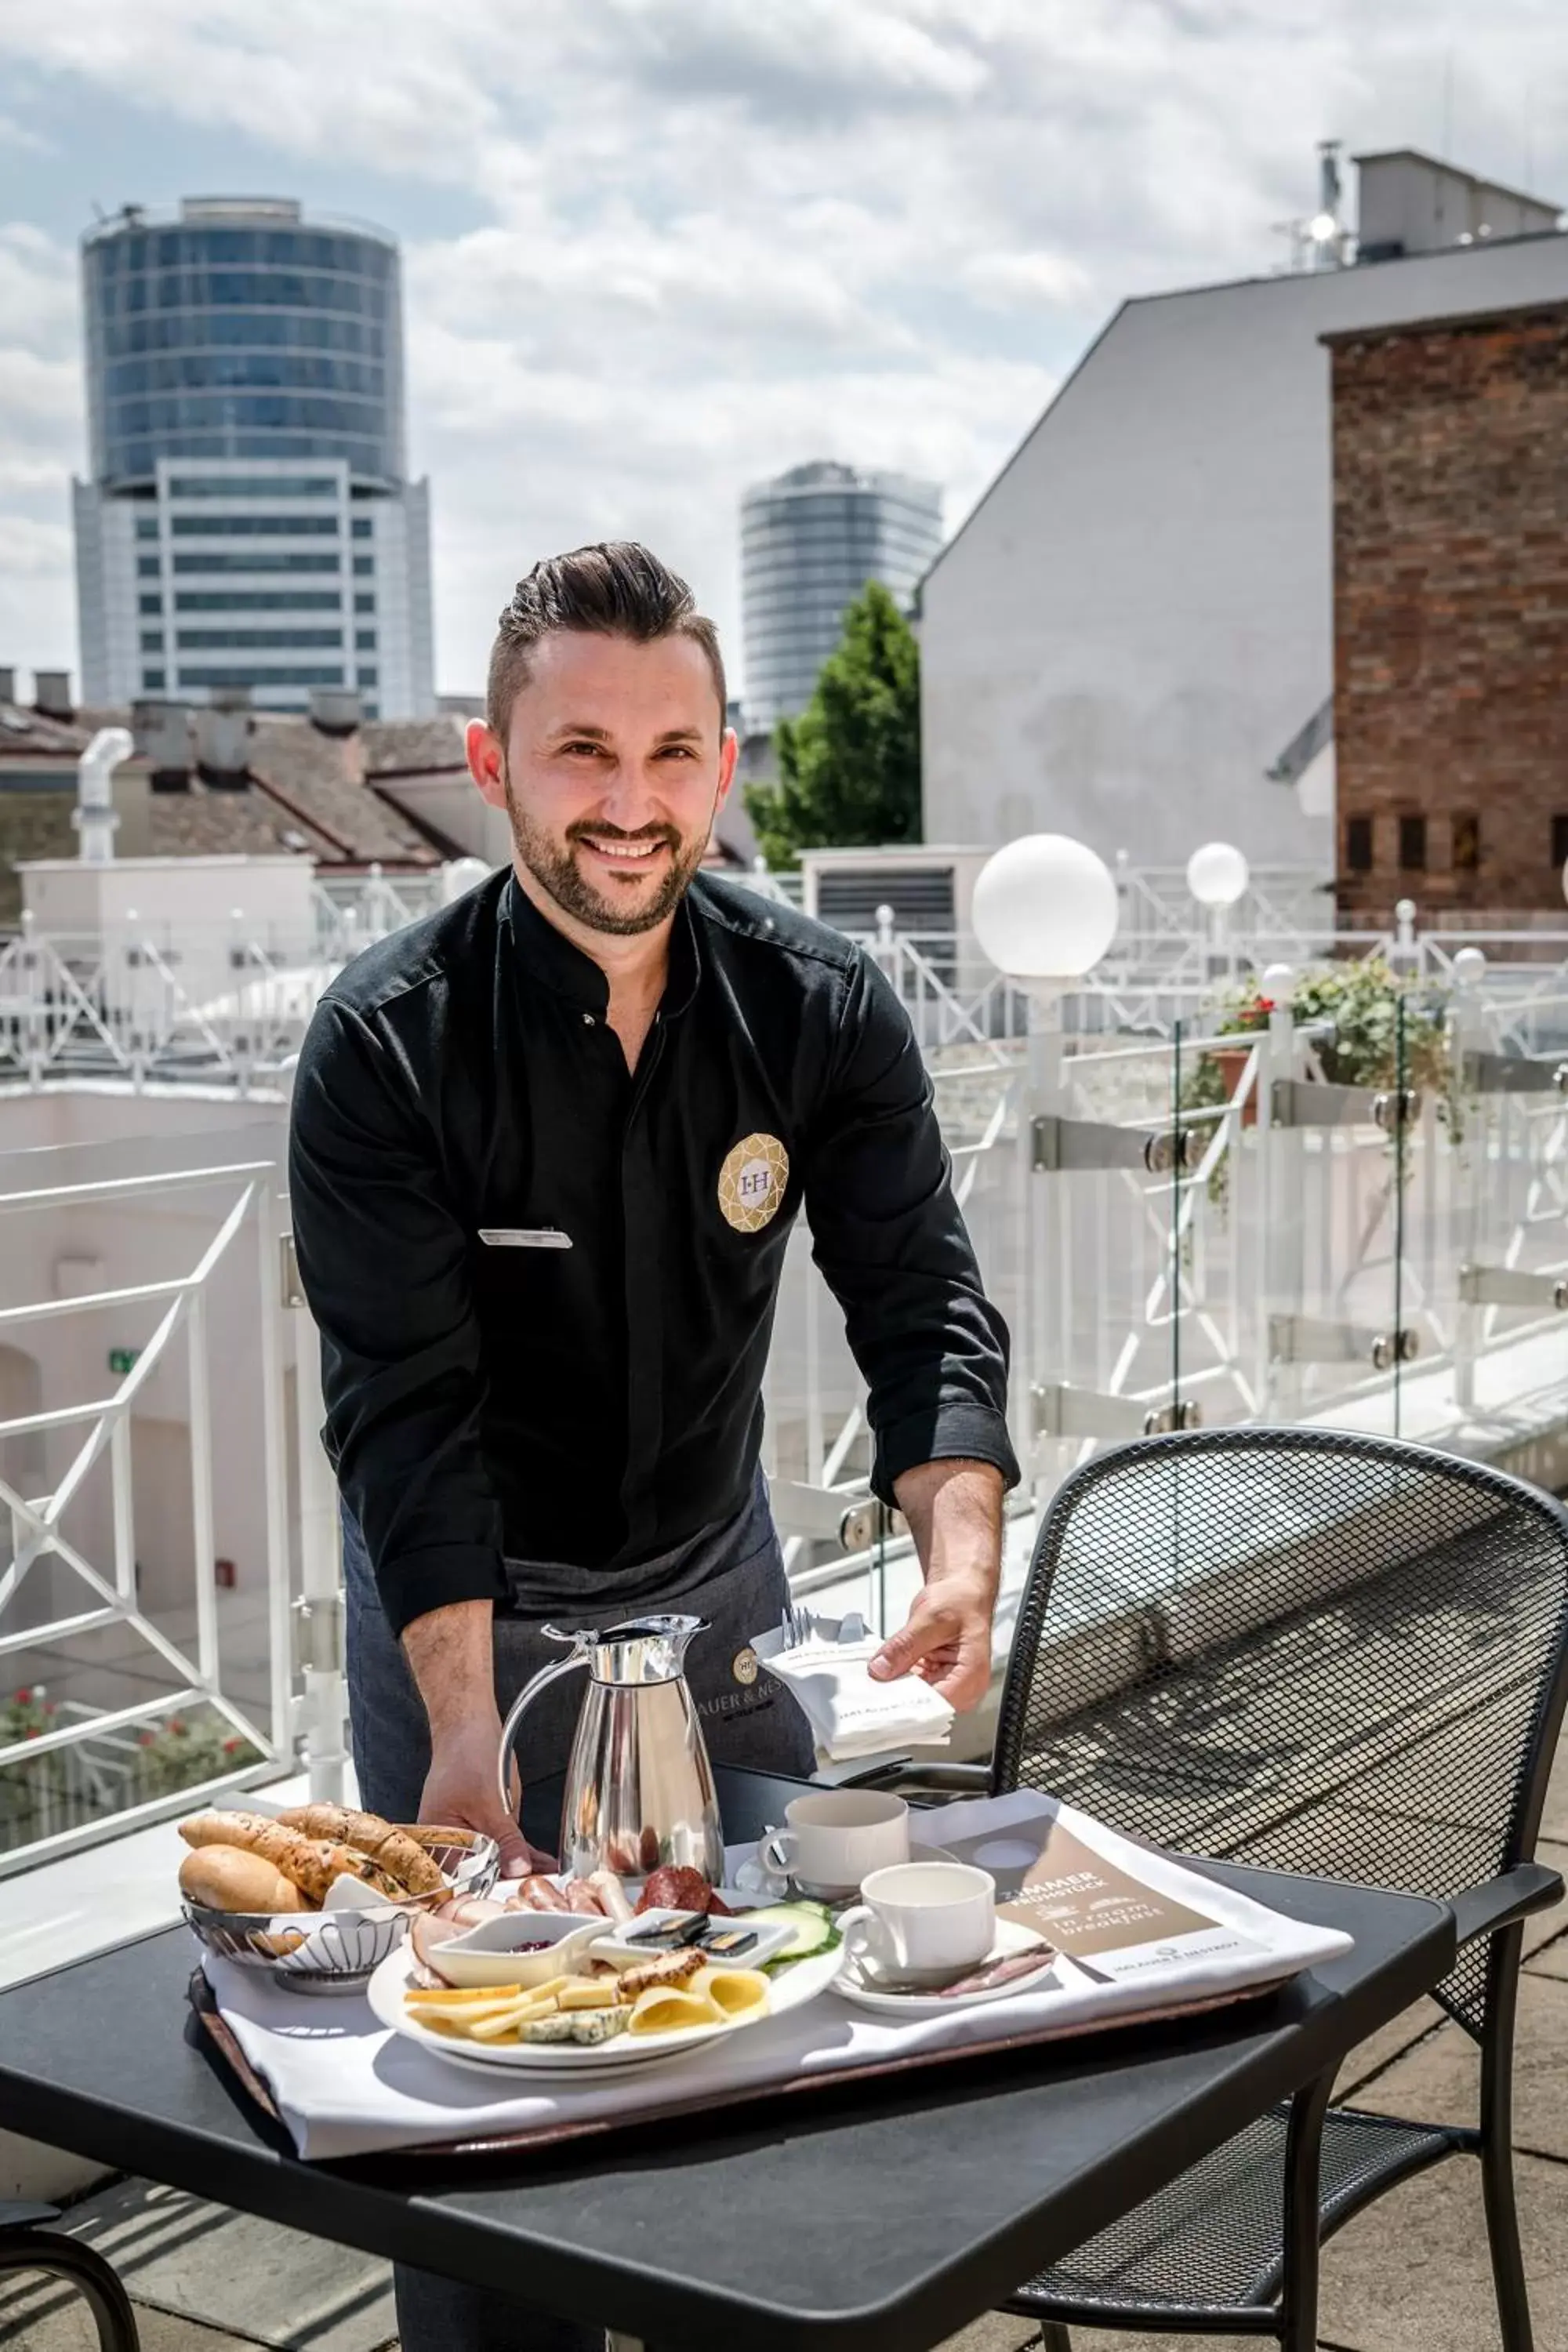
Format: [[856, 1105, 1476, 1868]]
[[402, 1599, 555, 1877], [869, 1460, 1004, 1712], [419, 1710, 556, 1878]]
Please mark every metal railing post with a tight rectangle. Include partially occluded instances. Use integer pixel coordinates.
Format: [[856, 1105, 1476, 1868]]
[[288, 1242, 347, 1805]]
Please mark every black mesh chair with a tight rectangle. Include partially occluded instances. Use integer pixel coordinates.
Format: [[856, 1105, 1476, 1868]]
[[874, 1428, 1568, 2352], [0, 2201, 140, 2349]]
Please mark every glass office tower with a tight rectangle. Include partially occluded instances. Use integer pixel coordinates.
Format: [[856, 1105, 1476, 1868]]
[[739, 461, 942, 735], [73, 198, 434, 717]]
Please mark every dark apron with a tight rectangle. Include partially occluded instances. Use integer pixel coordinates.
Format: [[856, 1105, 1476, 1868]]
[[343, 1471, 815, 1827]]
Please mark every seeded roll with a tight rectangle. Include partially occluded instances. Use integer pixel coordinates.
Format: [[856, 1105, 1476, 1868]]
[[274, 1802, 445, 1896]]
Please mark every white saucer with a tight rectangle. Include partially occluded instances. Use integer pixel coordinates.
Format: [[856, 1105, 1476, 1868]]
[[742, 1839, 957, 1904], [833, 1915, 1057, 2015]]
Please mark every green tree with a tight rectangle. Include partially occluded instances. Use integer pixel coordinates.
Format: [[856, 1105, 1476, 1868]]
[[744, 579, 922, 869]]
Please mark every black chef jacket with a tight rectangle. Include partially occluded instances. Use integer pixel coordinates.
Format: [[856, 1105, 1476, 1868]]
[[289, 868, 1018, 1639]]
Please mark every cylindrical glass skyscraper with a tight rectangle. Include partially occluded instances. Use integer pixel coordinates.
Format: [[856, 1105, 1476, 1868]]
[[74, 198, 433, 718], [740, 462, 942, 735]]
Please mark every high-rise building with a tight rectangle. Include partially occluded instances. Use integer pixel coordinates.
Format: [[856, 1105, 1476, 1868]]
[[72, 197, 435, 720], [739, 462, 942, 735]]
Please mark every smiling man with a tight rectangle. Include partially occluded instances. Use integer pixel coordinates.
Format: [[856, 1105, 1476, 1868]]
[[289, 542, 1018, 2352]]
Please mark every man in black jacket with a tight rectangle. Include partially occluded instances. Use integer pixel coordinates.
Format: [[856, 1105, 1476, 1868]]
[[290, 542, 1017, 2352]]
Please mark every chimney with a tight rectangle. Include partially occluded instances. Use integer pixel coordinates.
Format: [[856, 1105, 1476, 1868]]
[[0, 668, 15, 706], [34, 670, 72, 717], [308, 686, 362, 736], [132, 699, 194, 791], [195, 688, 252, 789]]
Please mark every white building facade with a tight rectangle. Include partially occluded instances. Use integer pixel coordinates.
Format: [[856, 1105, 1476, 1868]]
[[919, 153, 1568, 870], [72, 198, 434, 720]]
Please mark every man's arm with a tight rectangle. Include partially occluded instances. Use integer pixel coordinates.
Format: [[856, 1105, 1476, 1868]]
[[289, 998, 547, 1870], [872, 1458, 1004, 1708], [803, 954, 1018, 1708]]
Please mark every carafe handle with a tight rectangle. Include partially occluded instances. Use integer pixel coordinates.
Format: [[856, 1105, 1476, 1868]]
[[495, 1628, 590, 1819]]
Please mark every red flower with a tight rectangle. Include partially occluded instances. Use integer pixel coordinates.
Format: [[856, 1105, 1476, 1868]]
[[138, 1729, 156, 1747], [13, 1688, 31, 1706], [222, 1737, 241, 1754], [24, 1728, 39, 1740], [43, 1701, 56, 1715], [168, 1718, 187, 1736], [1256, 997, 1276, 1015]]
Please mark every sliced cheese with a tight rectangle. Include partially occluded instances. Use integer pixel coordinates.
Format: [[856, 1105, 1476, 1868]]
[[690, 1965, 769, 2021], [627, 1985, 723, 2036]]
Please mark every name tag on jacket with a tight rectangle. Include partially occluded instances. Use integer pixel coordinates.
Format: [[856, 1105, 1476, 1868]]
[[477, 1228, 573, 1250]]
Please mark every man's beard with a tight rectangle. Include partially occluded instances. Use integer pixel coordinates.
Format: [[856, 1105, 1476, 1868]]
[[503, 778, 710, 937]]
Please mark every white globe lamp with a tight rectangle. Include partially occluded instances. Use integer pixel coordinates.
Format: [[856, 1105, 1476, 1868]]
[[441, 856, 492, 905], [1452, 946, 1487, 989], [1186, 841, 1250, 909], [971, 834, 1118, 985]]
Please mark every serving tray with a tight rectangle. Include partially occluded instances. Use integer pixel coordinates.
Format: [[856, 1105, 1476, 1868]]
[[187, 1964, 1292, 2162]]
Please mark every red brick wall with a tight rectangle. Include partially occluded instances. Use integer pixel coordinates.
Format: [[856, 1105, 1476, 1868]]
[[1329, 304, 1568, 917]]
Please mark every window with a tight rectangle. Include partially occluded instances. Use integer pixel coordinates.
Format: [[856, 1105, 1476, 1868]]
[[1553, 814, 1568, 869], [176, 626, 343, 650], [135, 516, 159, 541], [358, 665, 379, 686], [168, 474, 337, 499], [351, 517, 372, 539], [141, 668, 166, 691], [353, 554, 373, 576], [171, 514, 337, 536], [176, 590, 341, 612], [177, 665, 344, 688], [1399, 814, 1427, 872], [1345, 816, 1373, 873], [355, 628, 376, 652], [136, 555, 161, 579], [172, 551, 339, 575], [1452, 811, 1480, 874], [354, 591, 376, 613], [139, 593, 163, 615], [140, 629, 165, 652]]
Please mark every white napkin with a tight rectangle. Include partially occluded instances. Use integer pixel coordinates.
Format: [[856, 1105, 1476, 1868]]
[[751, 1610, 955, 1759], [202, 1793, 1355, 2161]]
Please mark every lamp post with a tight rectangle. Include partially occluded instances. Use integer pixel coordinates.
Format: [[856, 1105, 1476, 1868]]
[[971, 835, 1120, 1479], [1185, 840, 1250, 987]]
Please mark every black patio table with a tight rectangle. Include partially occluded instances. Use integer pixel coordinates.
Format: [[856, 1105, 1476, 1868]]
[[0, 1765, 1454, 2351]]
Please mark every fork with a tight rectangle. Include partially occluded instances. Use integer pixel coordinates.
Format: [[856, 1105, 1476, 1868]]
[[778, 1600, 815, 1651]]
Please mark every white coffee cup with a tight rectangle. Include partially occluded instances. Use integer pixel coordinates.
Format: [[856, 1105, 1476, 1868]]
[[839, 1860, 996, 1984], [747, 1791, 910, 1896]]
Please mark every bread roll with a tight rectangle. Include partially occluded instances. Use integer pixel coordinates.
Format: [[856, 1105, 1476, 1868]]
[[275, 1804, 445, 1896], [176, 1810, 339, 1902], [180, 1844, 307, 1916]]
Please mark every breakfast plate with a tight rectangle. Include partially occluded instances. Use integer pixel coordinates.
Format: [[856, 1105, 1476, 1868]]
[[367, 1930, 843, 2076], [833, 1916, 1058, 2016]]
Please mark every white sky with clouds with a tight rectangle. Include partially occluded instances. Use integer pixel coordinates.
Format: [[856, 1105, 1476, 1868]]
[[0, 0, 1564, 696]]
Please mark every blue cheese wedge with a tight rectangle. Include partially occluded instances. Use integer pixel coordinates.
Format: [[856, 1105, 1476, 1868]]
[[520, 2009, 630, 2046]]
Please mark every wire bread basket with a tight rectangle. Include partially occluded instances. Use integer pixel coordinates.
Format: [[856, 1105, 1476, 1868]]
[[182, 1831, 499, 1994]]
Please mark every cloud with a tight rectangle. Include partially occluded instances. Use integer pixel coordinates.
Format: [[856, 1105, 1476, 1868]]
[[0, 2, 1566, 691]]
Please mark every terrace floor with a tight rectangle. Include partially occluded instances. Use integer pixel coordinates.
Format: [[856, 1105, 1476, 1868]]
[[3, 1738, 1566, 2352]]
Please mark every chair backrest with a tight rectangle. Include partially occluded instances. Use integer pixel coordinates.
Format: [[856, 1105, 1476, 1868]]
[[992, 1427, 1568, 2037]]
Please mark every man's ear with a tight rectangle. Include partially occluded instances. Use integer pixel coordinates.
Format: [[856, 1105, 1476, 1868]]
[[467, 719, 506, 811], [714, 725, 739, 811]]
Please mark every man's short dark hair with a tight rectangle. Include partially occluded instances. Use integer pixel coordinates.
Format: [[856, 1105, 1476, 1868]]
[[487, 542, 728, 740]]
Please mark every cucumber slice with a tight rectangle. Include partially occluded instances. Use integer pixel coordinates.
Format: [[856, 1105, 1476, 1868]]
[[743, 1901, 841, 1965]]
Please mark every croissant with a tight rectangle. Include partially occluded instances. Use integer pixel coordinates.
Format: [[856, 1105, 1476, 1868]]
[[274, 1803, 445, 1896]]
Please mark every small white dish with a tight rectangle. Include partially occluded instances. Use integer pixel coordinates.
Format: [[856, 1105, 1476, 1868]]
[[430, 1911, 604, 1990], [833, 1916, 1057, 2015], [584, 1909, 797, 1970]]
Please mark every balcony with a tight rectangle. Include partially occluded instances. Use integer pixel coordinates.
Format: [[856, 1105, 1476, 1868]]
[[0, 870, 1565, 2346]]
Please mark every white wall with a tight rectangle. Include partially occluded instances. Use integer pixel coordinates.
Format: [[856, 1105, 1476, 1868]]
[[920, 233, 1568, 870]]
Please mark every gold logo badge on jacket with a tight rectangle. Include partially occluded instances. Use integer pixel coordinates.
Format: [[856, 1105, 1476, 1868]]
[[717, 1133, 789, 1233]]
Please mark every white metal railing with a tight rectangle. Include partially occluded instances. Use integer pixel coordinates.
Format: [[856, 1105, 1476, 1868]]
[[0, 1128, 342, 1872]]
